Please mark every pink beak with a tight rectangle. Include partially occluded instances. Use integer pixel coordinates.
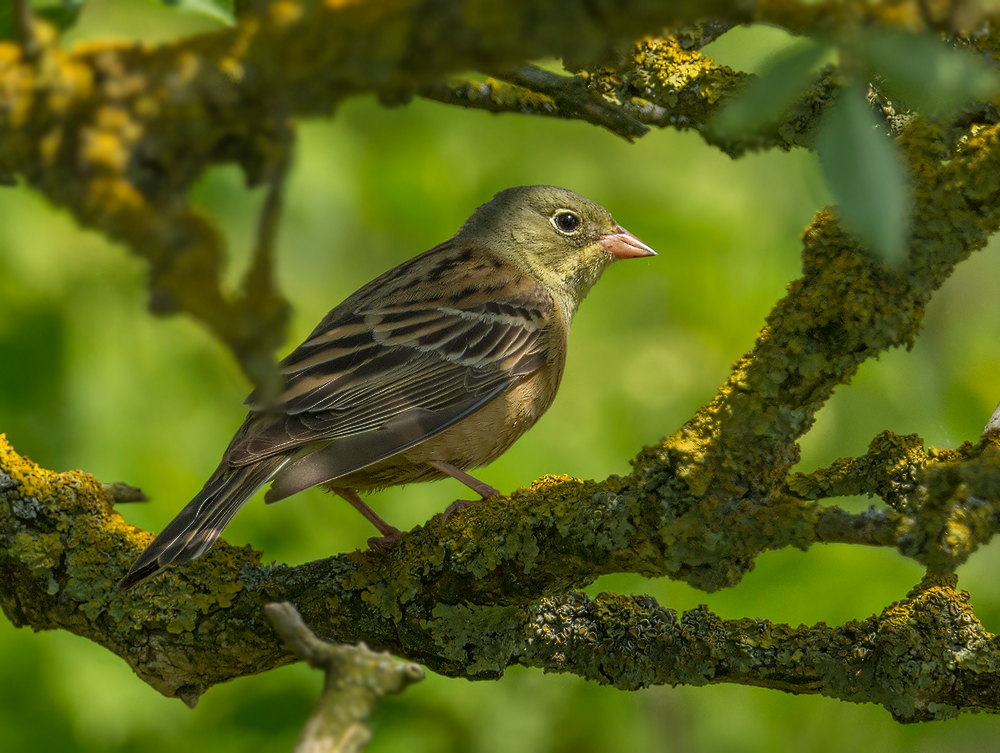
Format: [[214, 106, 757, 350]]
[[598, 226, 657, 260]]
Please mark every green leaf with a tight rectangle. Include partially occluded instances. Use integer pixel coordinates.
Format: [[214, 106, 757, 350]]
[[860, 30, 1000, 115], [815, 86, 912, 264], [36, 0, 85, 32], [712, 40, 828, 138], [0, 0, 86, 41], [158, 0, 235, 25]]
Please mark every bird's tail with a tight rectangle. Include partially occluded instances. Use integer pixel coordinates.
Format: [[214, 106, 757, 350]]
[[118, 456, 288, 589]]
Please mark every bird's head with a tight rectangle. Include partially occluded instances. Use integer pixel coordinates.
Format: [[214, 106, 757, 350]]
[[457, 185, 656, 313]]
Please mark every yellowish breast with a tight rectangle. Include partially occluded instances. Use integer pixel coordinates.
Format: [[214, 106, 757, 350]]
[[335, 361, 563, 491]]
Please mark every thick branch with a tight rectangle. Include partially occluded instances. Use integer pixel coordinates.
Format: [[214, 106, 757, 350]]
[[3, 423, 1000, 722], [518, 576, 999, 724]]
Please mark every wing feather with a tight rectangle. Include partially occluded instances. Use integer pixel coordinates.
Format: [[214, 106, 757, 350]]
[[230, 242, 558, 476]]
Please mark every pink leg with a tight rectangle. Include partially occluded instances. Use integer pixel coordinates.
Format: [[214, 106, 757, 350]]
[[332, 487, 402, 549], [427, 460, 501, 524]]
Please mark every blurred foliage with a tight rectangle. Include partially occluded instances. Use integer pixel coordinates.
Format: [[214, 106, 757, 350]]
[[0, 0, 233, 40], [714, 27, 1000, 263], [858, 29, 1000, 116], [3, 3, 1000, 752], [710, 38, 829, 139], [157, 0, 234, 25], [0, 0, 87, 40]]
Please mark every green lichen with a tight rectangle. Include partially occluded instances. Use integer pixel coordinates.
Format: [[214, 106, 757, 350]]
[[787, 431, 929, 509], [426, 602, 525, 676], [516, 576, 996, 722], [9, 531, 63, 591]]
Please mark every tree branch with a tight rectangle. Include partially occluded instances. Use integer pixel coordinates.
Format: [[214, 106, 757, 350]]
[[3, 414, 1000, 722], [419, 64, 650, 142], [418, 36, 834, 157]]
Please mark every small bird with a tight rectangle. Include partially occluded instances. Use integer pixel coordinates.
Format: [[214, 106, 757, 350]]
[[119, 185, 655, 589]]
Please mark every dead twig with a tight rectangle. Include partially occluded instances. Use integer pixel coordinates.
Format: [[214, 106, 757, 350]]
[[263, 602, 424, 753]]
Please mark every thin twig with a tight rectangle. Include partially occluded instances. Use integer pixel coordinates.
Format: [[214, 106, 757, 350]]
[[101, 483, 150, 504], [984, 401, 1000, 436], [264, 602, 424, 753], [13, 0, 39, 58], [493, 64, 649, 141], [238, 119, 294, 400], [420, 76, 696, 140], [678, 18, 737, 49], [420, 73, 649, 141]]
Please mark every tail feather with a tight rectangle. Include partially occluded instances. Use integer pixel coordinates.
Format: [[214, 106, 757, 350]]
[[118, 456, 288, 589]]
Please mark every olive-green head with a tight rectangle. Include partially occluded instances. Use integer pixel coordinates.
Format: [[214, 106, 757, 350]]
[[457, 185, 656, 313]]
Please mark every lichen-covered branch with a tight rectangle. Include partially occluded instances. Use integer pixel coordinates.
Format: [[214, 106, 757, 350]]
[[419, 69, 651, 143], [4, 418, 1000, 723], [491, 64, 651, 141], [660, 111, 1000, 525], [787, 430, 930, 509], [418, 37, 835, 157], [520, 577, 999, 724]]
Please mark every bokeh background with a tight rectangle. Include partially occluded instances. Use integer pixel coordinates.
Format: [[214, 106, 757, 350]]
[[4, 2, 1000, 751]]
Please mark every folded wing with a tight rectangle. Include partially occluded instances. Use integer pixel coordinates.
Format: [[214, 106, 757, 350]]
[[249, 272, 555, 499]]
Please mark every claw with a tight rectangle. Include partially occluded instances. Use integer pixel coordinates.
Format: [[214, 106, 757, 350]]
[[367, 528, 403, 550], [442, 498, 484, 525]]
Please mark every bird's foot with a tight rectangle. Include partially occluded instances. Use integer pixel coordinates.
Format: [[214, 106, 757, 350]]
[[333, 487, 403, 549], [366, 527, 403, 551], [442, 498, 485, 525]]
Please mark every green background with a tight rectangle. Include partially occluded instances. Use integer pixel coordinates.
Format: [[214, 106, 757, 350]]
[[3, 2, 1000, 751]]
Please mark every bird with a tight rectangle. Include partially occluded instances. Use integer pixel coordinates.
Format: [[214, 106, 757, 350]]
[[118, 185, 656, 589]]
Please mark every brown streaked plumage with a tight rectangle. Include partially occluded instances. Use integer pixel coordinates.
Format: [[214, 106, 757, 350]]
[[119, 186, 655, 589]]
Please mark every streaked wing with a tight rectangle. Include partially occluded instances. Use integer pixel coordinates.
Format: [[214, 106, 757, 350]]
[[230, 242, 556, 487]]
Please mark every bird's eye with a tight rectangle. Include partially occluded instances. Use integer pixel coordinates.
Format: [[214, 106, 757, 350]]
[[553, 211, 581, 234]]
